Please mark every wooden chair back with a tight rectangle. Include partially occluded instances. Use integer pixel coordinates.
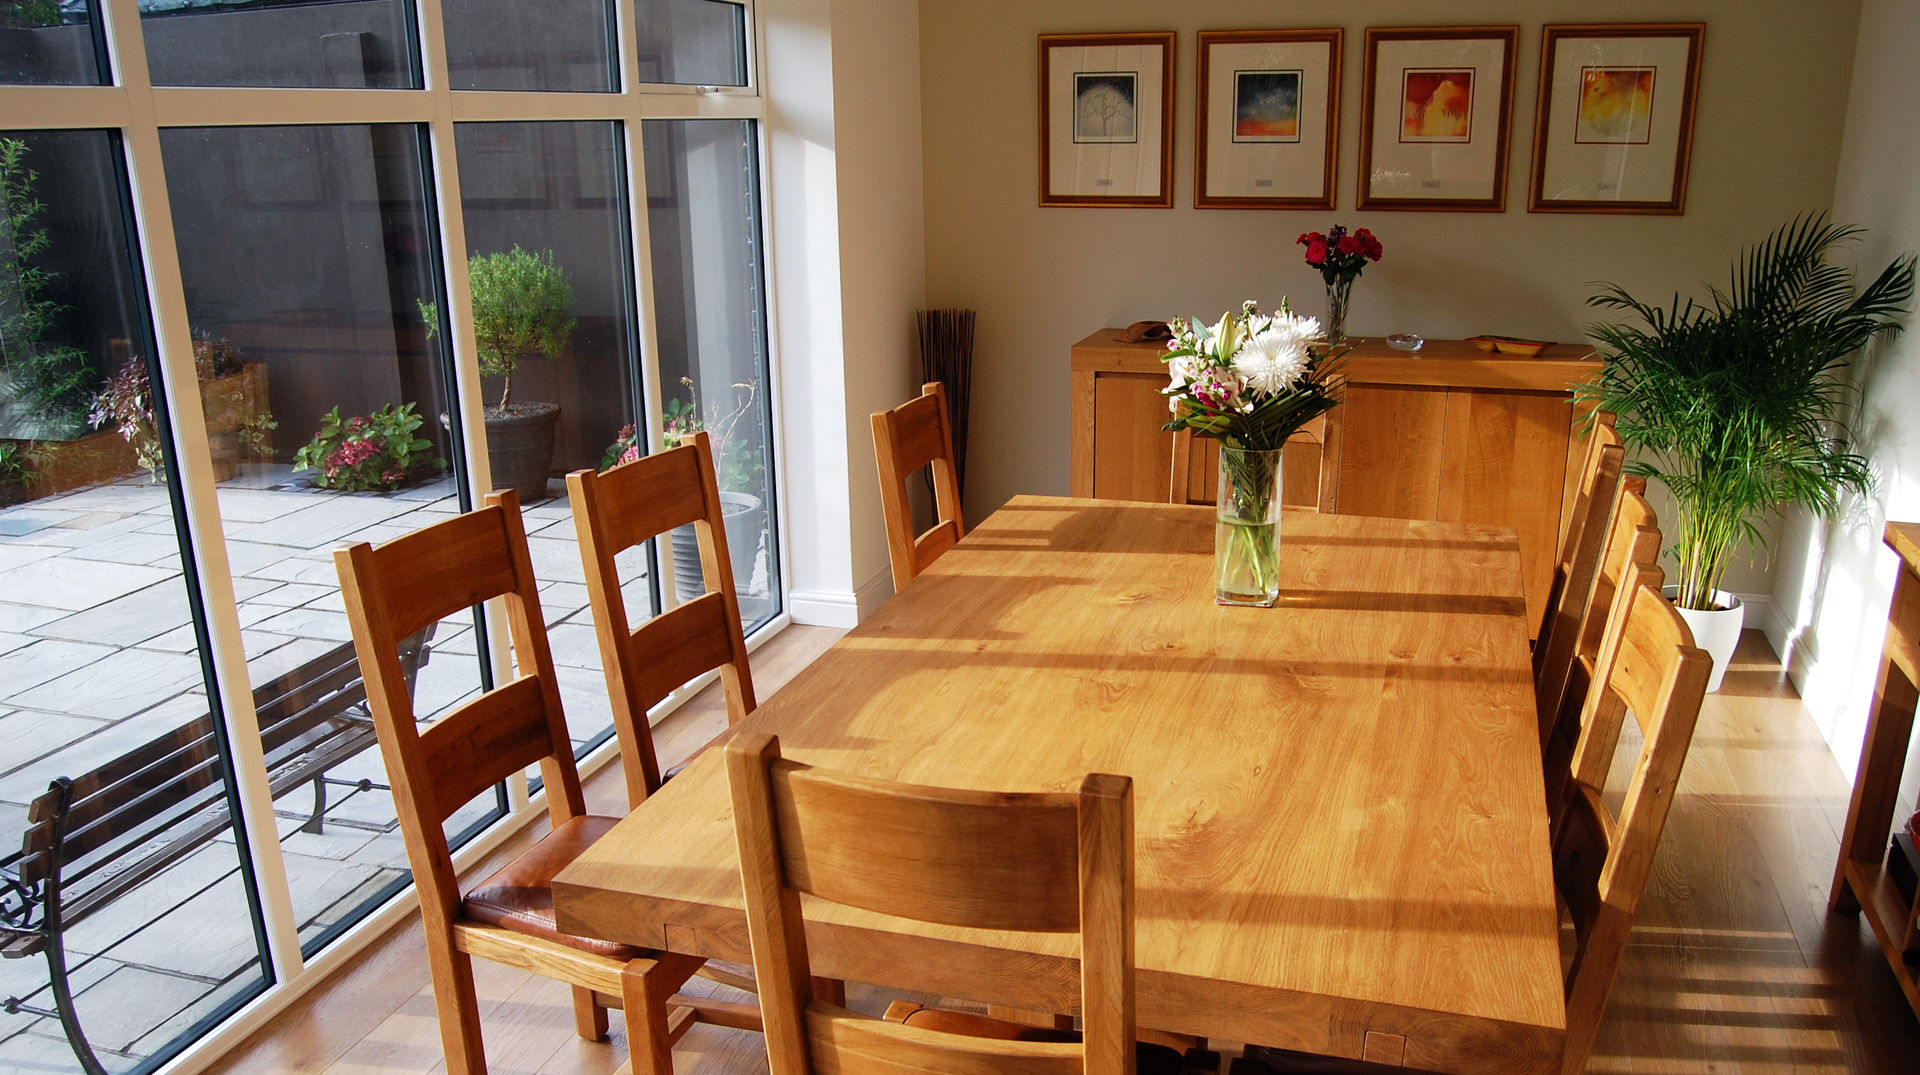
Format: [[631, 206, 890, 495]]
[[1533, 414, 1624, 670], [871, 381, 965, 590], [334, 490, 586, 928], [726, 731, 1136, 1075], [1551, 570, 1711, 1075], [1538, 486, 1660, 756], [567, 431, 757, 807], [1168, 412, 1336, 511]]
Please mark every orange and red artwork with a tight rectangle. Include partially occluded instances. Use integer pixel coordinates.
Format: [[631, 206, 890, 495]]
[[1576, 67, 1655, 144], [1399, 68, 1473, 142]]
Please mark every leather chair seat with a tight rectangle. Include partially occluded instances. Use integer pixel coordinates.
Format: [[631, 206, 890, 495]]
[[890, 1004, 1189, 1075], [463, 814, 645, 961]]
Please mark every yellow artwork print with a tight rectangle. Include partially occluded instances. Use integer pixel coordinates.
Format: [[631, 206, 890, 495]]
[[1576, 67, 1654, 144]]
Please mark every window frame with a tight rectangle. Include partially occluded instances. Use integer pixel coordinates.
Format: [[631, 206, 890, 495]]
[[0, 0, 789, 1067]]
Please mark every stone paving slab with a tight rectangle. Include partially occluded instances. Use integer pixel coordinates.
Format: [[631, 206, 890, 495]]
[[0, 639, 118, 700], [30, 580, 192, 649], [0, 709, 107, 772], [0, 557, 177, 614], [0, 692, 208, 807], [67, 965, 215, 1055], [11, 645, 207, 721], [0, 601, 66, 634]]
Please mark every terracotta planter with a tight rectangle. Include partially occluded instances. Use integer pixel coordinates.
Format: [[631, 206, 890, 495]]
[[485, 402, 560, 501]]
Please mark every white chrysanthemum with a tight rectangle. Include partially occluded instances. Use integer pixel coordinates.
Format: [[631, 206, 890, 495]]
[[1232, 313, 1321, 394]]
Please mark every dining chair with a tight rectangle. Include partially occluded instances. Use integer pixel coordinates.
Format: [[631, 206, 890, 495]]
[[566, 431, 756, 809], [1548, 567, 1712, 1073], [1531, 412, 1624, 656], [725, 730, 1190, 1075], [334, 489, 752, 1075], [1537, 485, 1662, 779], [1252, 569, 1710, 1075], [871, 381, 965, 591], [1168, 412, 1337, 511]]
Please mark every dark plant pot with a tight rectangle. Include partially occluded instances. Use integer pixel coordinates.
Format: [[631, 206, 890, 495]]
[[671, 491, 763, 601], [485, 402, 560, 502]]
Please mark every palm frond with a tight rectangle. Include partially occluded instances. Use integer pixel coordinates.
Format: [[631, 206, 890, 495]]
[[1585, 216, 1913, 609]]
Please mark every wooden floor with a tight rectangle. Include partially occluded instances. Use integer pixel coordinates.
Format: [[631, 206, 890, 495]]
[[205, 628, 1920, 1074]]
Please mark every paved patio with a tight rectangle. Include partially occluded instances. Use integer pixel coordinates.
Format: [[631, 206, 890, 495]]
[[0, 462, 764, 1072]]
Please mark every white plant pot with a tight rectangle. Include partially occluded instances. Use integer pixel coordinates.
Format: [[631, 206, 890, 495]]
[[1664, 586, 1743, 693]]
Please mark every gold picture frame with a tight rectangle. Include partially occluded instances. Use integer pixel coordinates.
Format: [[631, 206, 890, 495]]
[[1357, 25, 1518, 211], [1038, 31, 1176, 208], [1528, 23, 1705, 214], [1195, 28, 1342, 210]]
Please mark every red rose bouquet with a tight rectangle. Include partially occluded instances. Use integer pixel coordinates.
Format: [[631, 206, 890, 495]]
[[1297, 224, 1383, 341]]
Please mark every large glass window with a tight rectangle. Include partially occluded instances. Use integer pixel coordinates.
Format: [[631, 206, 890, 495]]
[[141, 0, 418, 89], [158, 122, 506, 955], [636, 0, 748, 86], [444, 0, 615, 92], [644, 118, 777, 628], [0, 0, 106, 85], [450, 118, 651, 757], [0, 129, 270, 1073], [0, 2, 773, 1070]]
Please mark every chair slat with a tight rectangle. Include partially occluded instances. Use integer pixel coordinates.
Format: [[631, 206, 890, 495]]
[[627, 592, 738, 718], [421, 675, 553, 823], [367, 507, 521, 641], [805, 1004, 1083, 1075], [772, 760, 1082, 932]]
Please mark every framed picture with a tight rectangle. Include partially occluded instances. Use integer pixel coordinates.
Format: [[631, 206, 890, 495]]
[[1038, 31, 1175, 207], [1358, 26, 1518, 211], [1195, 29, 1341, 210], [1528, 24, 1705, 214]]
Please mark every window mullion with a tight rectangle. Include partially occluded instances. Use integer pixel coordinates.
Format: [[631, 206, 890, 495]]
[[612, 0, 677, 612], [411, 0, 523, 806], [99, 0, 306, 986]]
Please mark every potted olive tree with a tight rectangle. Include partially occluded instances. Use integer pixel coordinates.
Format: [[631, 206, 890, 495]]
[[422, 245, 575, 500], [1583, 215, 1915, 690]]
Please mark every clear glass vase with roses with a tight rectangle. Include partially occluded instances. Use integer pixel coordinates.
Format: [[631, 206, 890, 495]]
[[1297, 225, 1383, 342], [1162, 300, 1347, 605]]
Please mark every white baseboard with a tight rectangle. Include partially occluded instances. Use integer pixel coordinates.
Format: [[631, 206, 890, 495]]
[[789, 587, 862, 628]]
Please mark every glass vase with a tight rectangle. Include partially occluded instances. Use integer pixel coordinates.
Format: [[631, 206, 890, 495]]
[[1214, 445, 1283, 607], [1325, 276, 1353, 343]]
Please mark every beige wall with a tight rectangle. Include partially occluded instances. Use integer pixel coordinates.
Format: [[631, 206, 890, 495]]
[[920, 0, 1862, 601], [1769, 0, 1920, 800]]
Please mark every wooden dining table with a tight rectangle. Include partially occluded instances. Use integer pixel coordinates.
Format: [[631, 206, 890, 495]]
[[553, 495, 1567, 1073]]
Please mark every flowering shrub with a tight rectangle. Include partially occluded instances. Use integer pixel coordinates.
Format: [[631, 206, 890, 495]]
[[1297, 224, 1383, 286], [1162, 300, 1345, 452], [599, 378, 764, 493], [600, 424, 641, 470], [292, 403, 442, 492], [90, 356, 165, 478]]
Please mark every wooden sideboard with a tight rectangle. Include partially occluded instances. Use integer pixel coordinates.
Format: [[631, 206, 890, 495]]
[[1068, 328, 1605, 634]]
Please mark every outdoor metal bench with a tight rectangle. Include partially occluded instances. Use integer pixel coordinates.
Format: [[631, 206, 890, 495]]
[[0, 625, 433, 1074]]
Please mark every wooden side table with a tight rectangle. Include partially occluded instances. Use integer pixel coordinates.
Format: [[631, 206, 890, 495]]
[[1830, 521, 1920, 1018]]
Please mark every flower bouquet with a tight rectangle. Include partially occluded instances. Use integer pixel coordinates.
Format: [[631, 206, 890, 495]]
[[1297, 224, 1383, 341], [1162, 300, 1346, 605]]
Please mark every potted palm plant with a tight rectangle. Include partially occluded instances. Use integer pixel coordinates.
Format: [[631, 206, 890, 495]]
[[1583, 215, 1915, 690], [421, 245, 575, 500]]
